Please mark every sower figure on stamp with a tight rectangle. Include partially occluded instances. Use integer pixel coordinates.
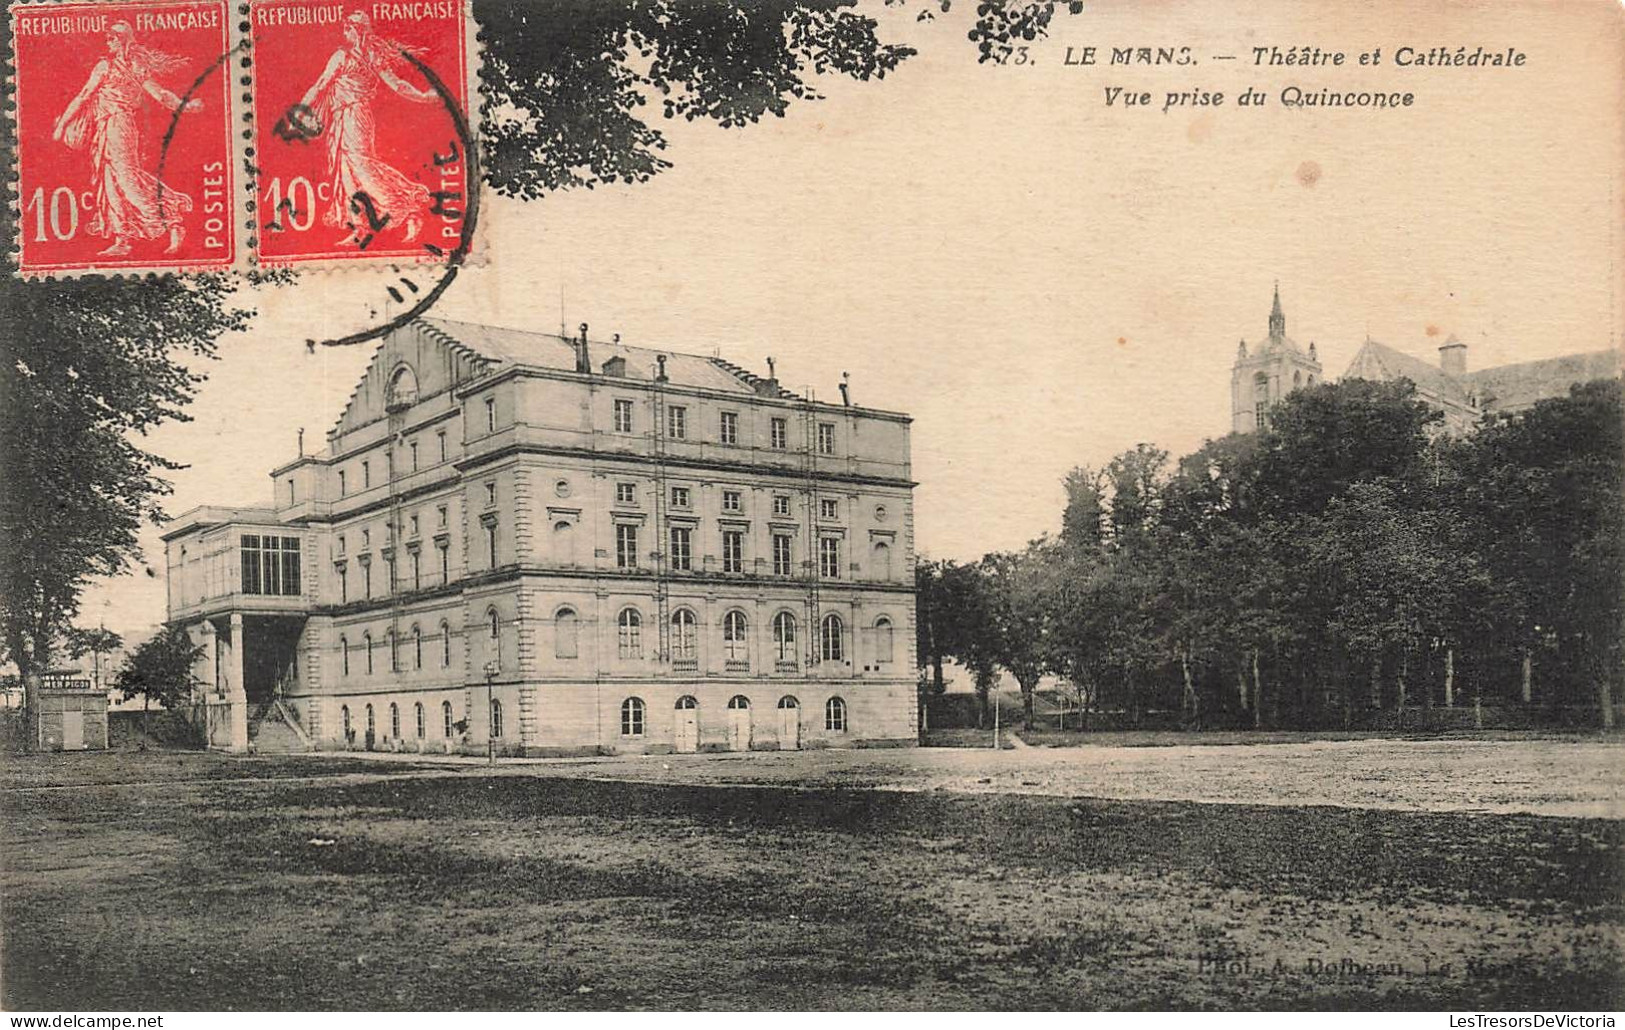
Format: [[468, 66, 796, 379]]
[[297, 11, 436, 247], [51, 21, 203, 257]]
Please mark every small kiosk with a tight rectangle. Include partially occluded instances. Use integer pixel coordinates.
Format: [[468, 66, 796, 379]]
[[37, 671, 110, 751]]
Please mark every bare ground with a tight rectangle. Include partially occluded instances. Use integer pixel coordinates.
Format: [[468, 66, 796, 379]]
[[2, 741, 1622, 1010]]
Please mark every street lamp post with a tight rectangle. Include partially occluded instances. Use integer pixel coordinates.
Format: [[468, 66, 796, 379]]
[[483, 660, 498, 766]]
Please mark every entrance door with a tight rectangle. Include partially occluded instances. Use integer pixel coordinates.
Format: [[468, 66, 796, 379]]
[[726, 695, 751, 751], [62, 709, 84, 750], [674, 696, 699, 753], [776, 696, 800, 750]]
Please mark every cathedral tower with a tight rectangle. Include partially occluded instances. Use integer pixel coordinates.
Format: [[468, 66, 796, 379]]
[[1230, 285, 1323, 433]]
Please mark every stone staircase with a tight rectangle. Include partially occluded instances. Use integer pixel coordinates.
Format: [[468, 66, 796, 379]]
[[248, 699, 313, 754]]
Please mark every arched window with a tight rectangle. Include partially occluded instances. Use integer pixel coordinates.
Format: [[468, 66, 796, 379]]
[[671, 609, 697, 662], [675, 695, 697, 710], [723, 610, 749, 662], [1254, 372, 1270, 430], [340, 635, 350, 677], [341, 704, 352, 739], [553, 520, 574, 565], [364, 632, 374, 674], [412, 625, 422, 670], [440, 620, 451, 667], [365, 703, 376, 735], [825, 696, 847, 732], [555, 607, 579, 659], [414, 702, 425, 739], [387, 364, 419, 408], [442, 700, 454, 738], [617, 608, 643, 659], [873, 541, 893, 580], [778, 695, 799, 710], [490, 698, 503, 738], [487, 607, 501, 666], [874, 617, 895, 664], [389, 703, 400, 738], [821, 613, 845, 663], [621, 697, 646, 736], [728, 695, 751, 710], [773, 611, 797, 663]]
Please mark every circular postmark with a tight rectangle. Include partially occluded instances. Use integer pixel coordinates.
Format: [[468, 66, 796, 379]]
[[156, 27, 479, 350]]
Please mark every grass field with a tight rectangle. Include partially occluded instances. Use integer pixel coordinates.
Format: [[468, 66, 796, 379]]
[[2, 743, 1621, 1010]]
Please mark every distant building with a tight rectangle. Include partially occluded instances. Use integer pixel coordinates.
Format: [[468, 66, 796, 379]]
[[1230, 288, 1619, 434], [163, 318, 919, 755], [1230, 285, 1324, 433]]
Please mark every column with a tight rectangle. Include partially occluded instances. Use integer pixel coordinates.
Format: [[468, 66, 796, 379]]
[[228, 613, 249, 752]]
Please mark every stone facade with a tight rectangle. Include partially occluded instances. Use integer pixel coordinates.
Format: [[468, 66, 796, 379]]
[[163, 318, 919, 754]]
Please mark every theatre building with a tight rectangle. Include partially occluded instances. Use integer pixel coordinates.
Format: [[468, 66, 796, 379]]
[[163, 318, 919, 755]]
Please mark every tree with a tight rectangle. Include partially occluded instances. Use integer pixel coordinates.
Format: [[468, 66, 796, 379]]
[[114, 627, 206, 745], [979, 543, 1060, 731], [0, 276, 249, 749]]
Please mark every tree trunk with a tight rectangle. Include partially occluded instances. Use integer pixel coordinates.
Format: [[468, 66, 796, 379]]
[[1597, 655, 1616, 730], [1021, 681, 1036, 732], [1397, 653, 1409, 715], [22, 669, 43, 751], [143, 693, 151, 750], [931, 653, 945, 695], [1237, 660, 1249, 712], [1520, 650, 1532, 704], [1443, 648, 1455, 708], [1180, 649, 1198, 724], [1251, 649, 1263, 730], [1369, 658, 1382, 709]]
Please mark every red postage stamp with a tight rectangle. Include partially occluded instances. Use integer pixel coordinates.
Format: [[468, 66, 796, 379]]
[[10, 0, 236, 275], [248, 1, 474, 267]]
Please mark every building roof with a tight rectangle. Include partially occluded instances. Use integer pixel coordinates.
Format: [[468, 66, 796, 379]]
[[1461, 349, 1621, 411], [1342, 338, 1474, 406], [416, 317, 792, 398]]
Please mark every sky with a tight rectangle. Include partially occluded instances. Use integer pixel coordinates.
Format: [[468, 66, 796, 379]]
[[74, 0, 1624, 642]]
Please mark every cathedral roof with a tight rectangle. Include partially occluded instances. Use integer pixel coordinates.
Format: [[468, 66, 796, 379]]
[[1461, 349, 1620, 411], [1343, 339, 1470, 405], [1342, 339, 1620, 412], [415, 317, 795, 397]]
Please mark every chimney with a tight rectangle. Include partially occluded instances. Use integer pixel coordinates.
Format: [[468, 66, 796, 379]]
[[1438, 335, 1467, 377], [655, 354, 668, 382], [838, 371, 851, 407], [754, 355, 780, 398], [575, 323, 591, 374]]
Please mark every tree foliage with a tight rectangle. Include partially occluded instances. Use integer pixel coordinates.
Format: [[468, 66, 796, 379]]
[[927, 377, 1624, 731], [114, 626, 205, 712]]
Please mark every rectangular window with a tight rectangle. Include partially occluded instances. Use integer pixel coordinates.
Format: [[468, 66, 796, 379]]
[[385, 555, 396, 595], [669, 527, 692, 571], [363, 563, 372, 599], [439, 544, 449, 584], [361, 529, 370, 549], [773, 494, 791, 517], [485, 396, 496, 433], [437, 505, 447, 527], [722, 530, 744, 574], [670, 486, 690, 509], [616, 524, 639, 569], [281, 539, 300, 596], [616, 482, 637, 505], [486, 522, 498, 568], [820, 537, 841, 578], [287, 479, 295, 505], [338, 565, 348, 603], [437, 431, 447, 463], [770, 418, 787, 450], [773, 534, 793, 576], [337, 534, 346, 555], [820, 498, 839, 520], [362, 460, 371, 489], [338, 470, 347, 496], [667, 405, 687, 439], [240, 535, 262, 594], [409, 441, 418, 471], [817, 423, 836, 455], [485, 482, 496, 507], [406, 515, 417, 538], [719, 411, 738, 445], [613, 398, 634, 433], [411, 550, 421, 590], [722, 490, 742, 513]]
